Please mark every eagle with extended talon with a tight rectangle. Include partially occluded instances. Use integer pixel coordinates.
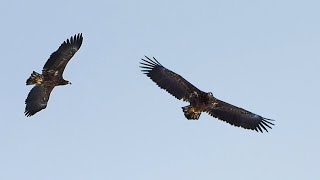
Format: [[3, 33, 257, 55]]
[[24, 33, 83, 117], [140, 56, 274, 132]]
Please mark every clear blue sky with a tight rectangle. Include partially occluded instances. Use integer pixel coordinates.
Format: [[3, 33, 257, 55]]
[[0, 0, 319, 179]]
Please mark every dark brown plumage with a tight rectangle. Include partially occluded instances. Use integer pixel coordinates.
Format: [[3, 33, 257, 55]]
[[140, 56, 274, 132], [25, 33, 83, 117]]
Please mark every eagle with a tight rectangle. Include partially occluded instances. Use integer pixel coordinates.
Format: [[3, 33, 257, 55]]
[[24, 33, 83, 117], [140, 56, 274, 132]]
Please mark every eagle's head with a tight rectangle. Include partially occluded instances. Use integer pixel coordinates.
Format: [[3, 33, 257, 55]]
[[59, 79, 72, 86], [206, 92, 215, 100]]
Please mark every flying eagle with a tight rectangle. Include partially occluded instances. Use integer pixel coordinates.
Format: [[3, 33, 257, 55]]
[[140, 56, 274, 132], [24, 33, 83, 117]]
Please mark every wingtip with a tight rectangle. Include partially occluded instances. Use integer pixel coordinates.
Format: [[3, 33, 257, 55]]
[[24, 111, 33, 117], [64, 33, 83, 49], [140, 56, 162, 67], [76, 33, 83, 41]]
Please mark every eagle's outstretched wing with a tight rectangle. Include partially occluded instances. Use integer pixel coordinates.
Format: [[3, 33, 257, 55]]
[[25, 84, 55, 117], [140, 56, 203, 102], [43, 33, 83, 76], [206, 99, 274, 132]]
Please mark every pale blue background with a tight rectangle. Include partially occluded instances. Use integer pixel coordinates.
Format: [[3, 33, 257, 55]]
[[0, 0, 319, 179]]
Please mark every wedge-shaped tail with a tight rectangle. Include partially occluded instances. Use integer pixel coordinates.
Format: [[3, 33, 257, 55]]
[[182, 105, 201, 120], [26, 71, 43, 85]]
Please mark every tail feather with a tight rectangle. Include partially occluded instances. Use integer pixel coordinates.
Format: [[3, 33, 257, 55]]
[[26, 71, 43, 85], [182, 105, 201, 120]]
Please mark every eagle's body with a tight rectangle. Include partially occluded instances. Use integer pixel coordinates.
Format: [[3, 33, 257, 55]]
[[26, 70, 69, 86], [140, 56, 274, 132], [182, 92, 215, 119], [24, 33, 83, 117]]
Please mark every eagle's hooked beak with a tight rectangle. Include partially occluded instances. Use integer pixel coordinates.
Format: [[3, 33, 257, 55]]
[[68, 81, 72, 85]]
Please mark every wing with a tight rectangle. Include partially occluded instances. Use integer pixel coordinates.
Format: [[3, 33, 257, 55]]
[[43, 33, 83, 76], [25, 84, 55, 117], [206, 99, 274, 132], [140, 56, 203, 102]]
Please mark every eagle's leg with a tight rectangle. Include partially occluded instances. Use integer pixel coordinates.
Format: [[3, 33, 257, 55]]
[[182, 105, 201, 120], [26, 71, 44, 85]]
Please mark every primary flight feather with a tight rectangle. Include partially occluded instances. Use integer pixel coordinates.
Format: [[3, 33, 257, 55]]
[[140, 56, 274, 132], [25, 33, 83, 117]]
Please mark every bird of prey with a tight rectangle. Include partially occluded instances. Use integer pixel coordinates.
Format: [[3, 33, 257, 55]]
[[140, 56, 274, 132], [24, 33, 83, 117]]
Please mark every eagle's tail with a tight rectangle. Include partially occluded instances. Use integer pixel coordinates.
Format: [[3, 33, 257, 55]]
[[26, 71, 43, 85], [182, 105, 201, 120]]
